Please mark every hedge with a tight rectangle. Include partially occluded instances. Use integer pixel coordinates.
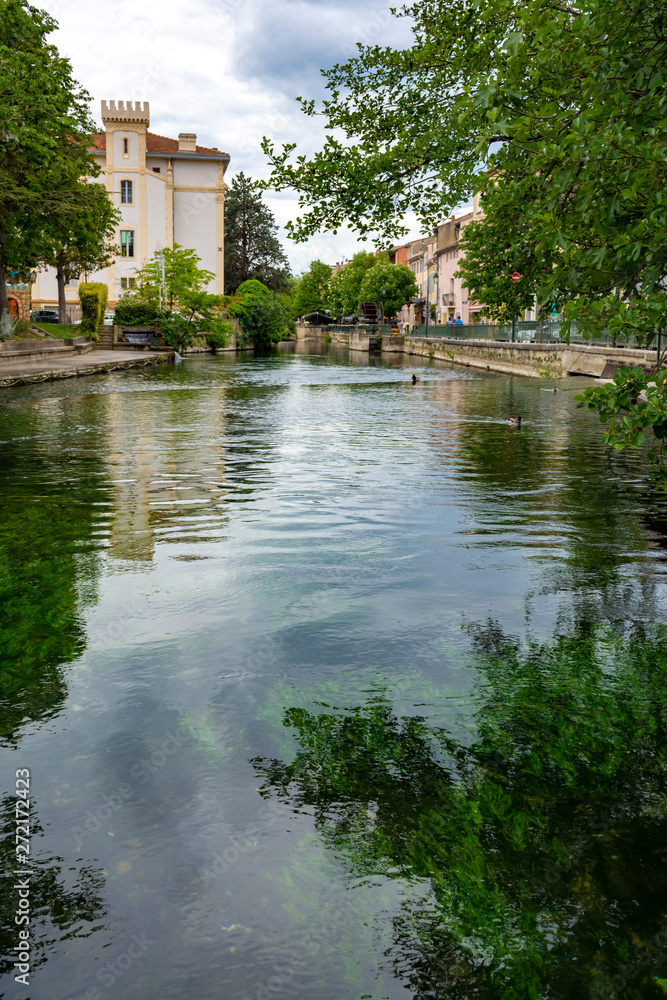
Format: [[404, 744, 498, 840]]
[[79, 283, 108, 339], [113, 298, 163, 327]]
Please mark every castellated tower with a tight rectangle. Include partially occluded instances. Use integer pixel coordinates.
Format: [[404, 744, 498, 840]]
[[101, 101, 150, 126], [30, 99, 229, 313]]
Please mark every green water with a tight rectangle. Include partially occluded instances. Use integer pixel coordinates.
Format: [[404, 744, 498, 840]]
[[1, 346, 667, 1000]]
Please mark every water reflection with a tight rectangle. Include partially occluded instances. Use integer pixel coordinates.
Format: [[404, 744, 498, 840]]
[[0, 396, 108, 742], [1, 352, 667, 999], [0, 795, 107, 979], [254, 618, 667, 999]]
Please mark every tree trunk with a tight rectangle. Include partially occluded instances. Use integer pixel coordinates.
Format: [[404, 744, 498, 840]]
[[56, 264, 67, 324], [0, 219, 9, 319], [0, 258, 9, 320]]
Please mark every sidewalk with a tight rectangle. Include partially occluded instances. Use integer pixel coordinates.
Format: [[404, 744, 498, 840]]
[[0, 348, 171, 388]]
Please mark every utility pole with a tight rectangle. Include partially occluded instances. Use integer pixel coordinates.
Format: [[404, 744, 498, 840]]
[[510, 223, 529, 342], [511, 269, 521, 342]]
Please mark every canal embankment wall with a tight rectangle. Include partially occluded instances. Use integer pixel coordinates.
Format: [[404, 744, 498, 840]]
[[296, 327, 659, 379], [0, 333, 171, 388]]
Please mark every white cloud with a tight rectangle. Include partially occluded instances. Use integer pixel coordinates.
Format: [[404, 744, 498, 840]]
[[42, 0, 421, 275]]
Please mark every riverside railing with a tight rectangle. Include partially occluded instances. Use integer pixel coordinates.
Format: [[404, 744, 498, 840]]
[[395, 320, 646, 349], [315, 322, 652, 351]]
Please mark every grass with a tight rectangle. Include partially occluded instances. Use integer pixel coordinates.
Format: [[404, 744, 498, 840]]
[[32, 323, 81, 339]]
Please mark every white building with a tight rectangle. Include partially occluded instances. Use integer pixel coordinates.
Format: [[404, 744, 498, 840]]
[[32, 100, 230, 315]]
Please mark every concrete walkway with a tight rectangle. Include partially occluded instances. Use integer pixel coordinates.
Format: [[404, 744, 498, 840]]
[[0, 349, 171, 387]]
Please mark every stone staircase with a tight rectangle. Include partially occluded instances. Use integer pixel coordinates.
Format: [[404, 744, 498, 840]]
[[94, 324, 115, 350], [0, 336, 94, 362]]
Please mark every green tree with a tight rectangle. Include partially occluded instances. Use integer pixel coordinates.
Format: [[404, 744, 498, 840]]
[[358, 259, 417, 320], [0, 0, 100, 317], [224, 172, 291, 293], [134, 244, 226, 353], [262, 0, 667, 481], [576, 366, 667, 486], [291, 259, 332, 318], [231, 279, 290, 346], [36, 181, 119, 322], [136, 243, 213, 311], [456, 156, 558, 323], [326, 251, 378, 318]]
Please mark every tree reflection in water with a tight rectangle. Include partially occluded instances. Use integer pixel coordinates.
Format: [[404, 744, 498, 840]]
[[0, 796, 107, 978], [254, 620, 667, 999], [0, 405, 109, 976]]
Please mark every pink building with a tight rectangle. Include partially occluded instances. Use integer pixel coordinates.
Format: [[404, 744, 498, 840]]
[[434, 196, 485, 325]]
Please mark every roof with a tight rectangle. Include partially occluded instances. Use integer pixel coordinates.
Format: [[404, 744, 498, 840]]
[[91, 131, 228, 158]]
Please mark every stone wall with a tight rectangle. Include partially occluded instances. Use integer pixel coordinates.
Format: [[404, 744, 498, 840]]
[[6, 283, 31, 321], [399, 337, 659, 378], [560, 343, 657, 377], [400, 337, 564, 378], [289, 326, 661, 379]]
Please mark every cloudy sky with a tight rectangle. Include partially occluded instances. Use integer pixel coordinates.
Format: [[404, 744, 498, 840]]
[[41, 0, 419, 275]]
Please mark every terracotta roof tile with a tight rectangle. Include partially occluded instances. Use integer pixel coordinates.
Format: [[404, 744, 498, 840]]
[[90, 131, 227, 157]]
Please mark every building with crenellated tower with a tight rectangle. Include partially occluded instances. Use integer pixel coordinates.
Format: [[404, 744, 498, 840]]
[[31, 100, 231, 316]]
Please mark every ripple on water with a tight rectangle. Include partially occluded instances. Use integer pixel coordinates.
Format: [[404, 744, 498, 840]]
[[2, 352, 667, 1000]]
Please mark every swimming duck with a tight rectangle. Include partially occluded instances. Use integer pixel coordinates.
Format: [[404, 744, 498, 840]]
[[412, 374, 420, 384], [508, 415, 522, 426]]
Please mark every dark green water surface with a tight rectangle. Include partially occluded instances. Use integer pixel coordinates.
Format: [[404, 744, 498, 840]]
[[2, 347, 667, 1000]]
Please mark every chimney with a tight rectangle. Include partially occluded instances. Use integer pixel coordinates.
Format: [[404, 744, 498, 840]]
[[178, 133, 197, 152]]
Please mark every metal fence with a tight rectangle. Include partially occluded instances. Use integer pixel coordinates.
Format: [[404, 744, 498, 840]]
[[316, 321, 654, 351], [393, 320, 648, 349]]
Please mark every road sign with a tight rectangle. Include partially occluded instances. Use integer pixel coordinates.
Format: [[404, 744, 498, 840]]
[[511, 271, 521, 283]]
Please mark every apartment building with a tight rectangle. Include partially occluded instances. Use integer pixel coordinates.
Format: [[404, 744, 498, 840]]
[[434, 195, 485, 325]]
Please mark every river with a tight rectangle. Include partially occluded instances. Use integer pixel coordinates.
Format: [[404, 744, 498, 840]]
[[1, 346, 667, 1000]]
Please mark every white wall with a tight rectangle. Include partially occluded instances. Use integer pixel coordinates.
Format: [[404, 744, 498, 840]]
[[173, 190, 217, 278], [32, 133, 225, 309], [146, 172, 168, 258], [172, 160, 218, 187], [113, 129, 140, 169]]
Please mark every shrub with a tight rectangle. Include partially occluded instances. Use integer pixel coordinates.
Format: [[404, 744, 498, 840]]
[[237, 292, 289, 346], [206, 322, 235, 349], [79, 283, 108, 340], [13, 318, 30, 337], [113, 298, 162, 327], [0, 314, 15, 341], [235, 279, 271, 300], [154, 313, 192, 353]]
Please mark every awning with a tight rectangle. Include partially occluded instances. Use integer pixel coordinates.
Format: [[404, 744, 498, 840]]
[[302, 311, 335, 325]]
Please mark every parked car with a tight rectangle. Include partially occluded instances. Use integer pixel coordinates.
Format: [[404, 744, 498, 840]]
[[104, 313, 115, 323], [30, 309, 59, 323]]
